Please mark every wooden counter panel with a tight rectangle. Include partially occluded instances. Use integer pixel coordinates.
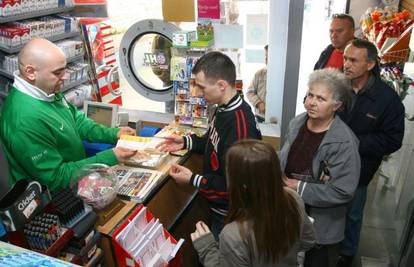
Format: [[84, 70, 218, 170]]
[[146, 153, 203, 229], [146, 178, 195, 229], [96, 153, 206, 266], [170, 193, 210, 267]]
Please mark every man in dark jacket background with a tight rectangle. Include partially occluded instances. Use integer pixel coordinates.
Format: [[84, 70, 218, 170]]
[[336, 39, 405, 267], [314, 13, 355, 70]]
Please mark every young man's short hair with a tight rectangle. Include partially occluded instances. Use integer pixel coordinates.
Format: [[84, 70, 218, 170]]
[[192, 51, 236, 86]]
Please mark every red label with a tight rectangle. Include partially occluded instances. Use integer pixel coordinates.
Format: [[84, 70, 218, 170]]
[[210, 151, 219, 171]]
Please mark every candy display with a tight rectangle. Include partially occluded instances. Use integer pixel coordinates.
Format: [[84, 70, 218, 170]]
[[76, 164, 118, 210], [361, 7, 413, 63]]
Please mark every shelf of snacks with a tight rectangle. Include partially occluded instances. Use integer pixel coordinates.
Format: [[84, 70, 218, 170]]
[[361, 8, 414, 64]]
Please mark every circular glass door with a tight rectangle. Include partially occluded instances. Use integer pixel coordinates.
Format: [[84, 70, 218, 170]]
[[130, 33, 172, 91], [119, 19, 179, 102]]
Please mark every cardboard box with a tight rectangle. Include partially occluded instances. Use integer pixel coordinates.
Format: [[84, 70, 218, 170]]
[[1, 0, 15, 16], [20, 0, 29, 13], [2, 26, 21, 47], [19, 26, 30, 44]]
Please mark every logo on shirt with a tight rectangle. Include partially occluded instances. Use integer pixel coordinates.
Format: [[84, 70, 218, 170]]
[[366, 113, 377, 120], [31, 150, 48, 162]]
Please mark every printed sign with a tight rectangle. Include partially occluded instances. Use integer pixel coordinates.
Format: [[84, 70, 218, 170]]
[[198, 0, 220, 19]]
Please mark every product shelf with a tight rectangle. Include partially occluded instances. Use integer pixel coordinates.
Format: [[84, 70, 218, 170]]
[[0, 54, 85, 80], [0, 6, 74, 24], [0, 31, 80, 54], [61, 76, 89, 93]]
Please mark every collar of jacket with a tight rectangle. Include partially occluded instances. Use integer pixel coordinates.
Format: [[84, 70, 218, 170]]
[[13, 70, 56, 102], [217, 93, 242, 112], [289, 113, 354, 145], [354, 74, 377, 101]]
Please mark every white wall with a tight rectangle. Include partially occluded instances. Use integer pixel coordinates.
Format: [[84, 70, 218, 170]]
[[265, 0, 290, 125]]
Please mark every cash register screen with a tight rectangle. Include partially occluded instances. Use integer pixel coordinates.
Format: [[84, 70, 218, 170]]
[[83, 101, 118, 127]]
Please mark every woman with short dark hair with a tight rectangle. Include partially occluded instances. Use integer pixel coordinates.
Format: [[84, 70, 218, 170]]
[[191, 139, 315, 267]]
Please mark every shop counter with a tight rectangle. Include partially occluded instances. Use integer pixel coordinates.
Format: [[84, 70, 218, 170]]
[[95, 152, 209, 267], [94, 111, 280, 266]]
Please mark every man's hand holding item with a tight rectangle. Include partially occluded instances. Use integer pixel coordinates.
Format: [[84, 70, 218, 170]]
[[156, 134, 184, 152]]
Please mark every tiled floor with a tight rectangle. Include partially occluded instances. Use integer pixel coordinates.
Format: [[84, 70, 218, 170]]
[[353, 175, 399, 267]]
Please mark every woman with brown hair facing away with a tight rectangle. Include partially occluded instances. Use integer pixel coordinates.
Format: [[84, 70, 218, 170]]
[[191, 140, 315, 266]]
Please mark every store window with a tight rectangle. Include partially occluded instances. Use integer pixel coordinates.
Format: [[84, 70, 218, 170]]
[[107, 0, 166, 112], [295, 0, 347, 115], [107, 0, 269, 113]]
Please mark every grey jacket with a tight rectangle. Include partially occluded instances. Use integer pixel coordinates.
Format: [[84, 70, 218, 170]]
[[193, 188, 315, 267], [279, 113, 360, 244]]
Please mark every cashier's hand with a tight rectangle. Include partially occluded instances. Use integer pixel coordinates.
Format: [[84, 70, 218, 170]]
[[169, 163, 192, 185], [117, 127, 136, 138], [113, 147, 137, 163], [284, 176, 299, 190], [191, 221, 211, 242], [156, 134, 184, 152]]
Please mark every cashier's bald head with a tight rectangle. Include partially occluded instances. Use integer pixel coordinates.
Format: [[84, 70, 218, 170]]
[[18, 38, 66, 80], [18, 38, 67, 94]]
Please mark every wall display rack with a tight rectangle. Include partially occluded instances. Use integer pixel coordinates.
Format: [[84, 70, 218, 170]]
[[0, 6, 74, 24], [0, 2, 89, 104], [0, 31, 79, 54]]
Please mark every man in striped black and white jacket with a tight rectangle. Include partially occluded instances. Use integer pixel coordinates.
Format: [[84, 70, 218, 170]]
[[157, 52, 262, 239]]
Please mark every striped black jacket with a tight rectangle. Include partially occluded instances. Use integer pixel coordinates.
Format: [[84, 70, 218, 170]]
[[183, 94, 262, 216]]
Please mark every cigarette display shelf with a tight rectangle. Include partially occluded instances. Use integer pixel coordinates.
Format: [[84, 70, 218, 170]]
[[0, 53, 85, 79], [0, 31, 80, 54], [0, 6, 74, 24], [61, 76, 89, 93], [0, 2, 90, 102]]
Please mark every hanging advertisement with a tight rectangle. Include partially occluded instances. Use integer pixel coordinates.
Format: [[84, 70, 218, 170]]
[[198, 0, 220, 20]]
